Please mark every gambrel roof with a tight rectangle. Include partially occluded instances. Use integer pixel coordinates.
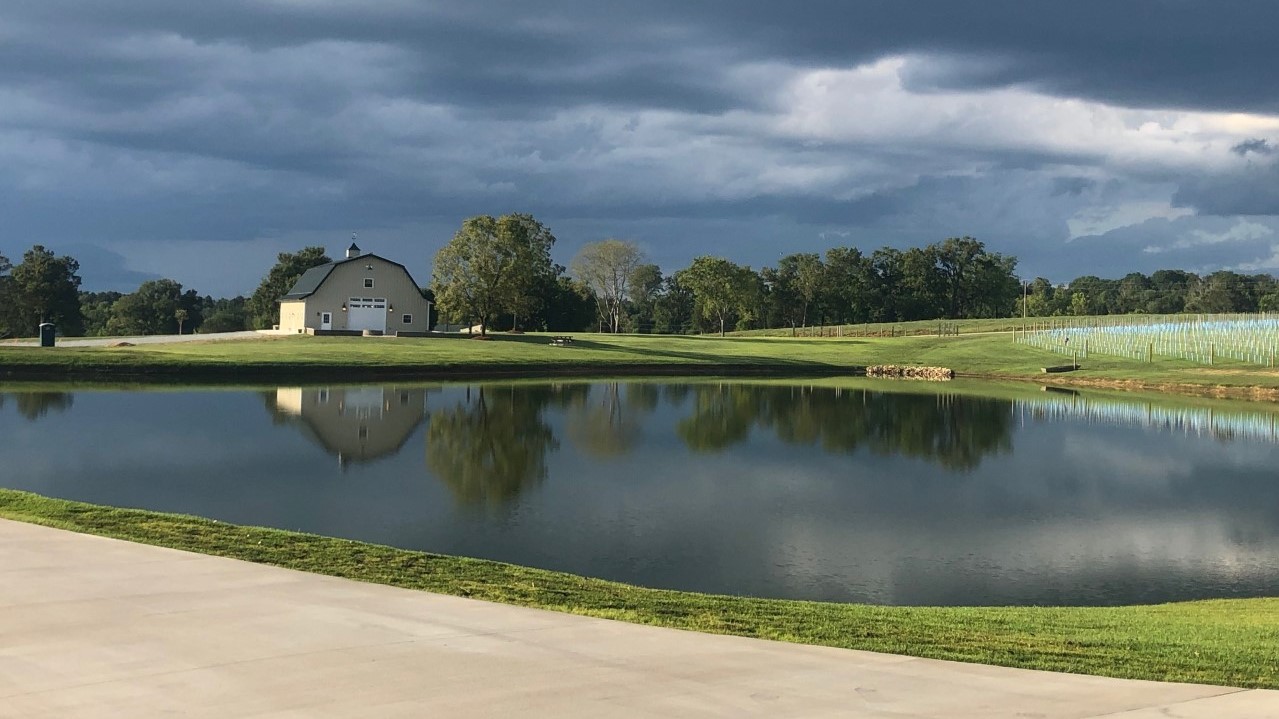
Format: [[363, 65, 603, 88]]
[[281, 254, 419, 300]]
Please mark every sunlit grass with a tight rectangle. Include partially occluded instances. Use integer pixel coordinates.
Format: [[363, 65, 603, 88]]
[[3, 331, 1279, 393]]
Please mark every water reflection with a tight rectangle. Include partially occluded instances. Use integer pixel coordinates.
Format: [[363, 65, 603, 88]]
[[4, 381, 1279, 606], [264, 386, 428, 466], [0, 392, 75, 421], [565, 383, 659, 457], [425, 384, 585, 506], [678, 385, 1014, 470]]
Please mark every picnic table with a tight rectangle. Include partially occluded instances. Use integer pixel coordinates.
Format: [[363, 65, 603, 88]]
[[550, 336, 574, 346]]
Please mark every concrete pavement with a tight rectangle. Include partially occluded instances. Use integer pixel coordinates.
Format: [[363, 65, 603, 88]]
[[1, 519, 1276, 718]]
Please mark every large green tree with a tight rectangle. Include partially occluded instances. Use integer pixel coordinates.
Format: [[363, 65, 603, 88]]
[[626, 263, 663, 332], [762, 252, 825, 333], [431, 213, 556, 335], [681, 256, 758, 336], [652, 272, 695, 334], [9, 245, 83, 336], [108, 279, 202, 336], [570, 238, 645, 333], [823, 247, 875, 325], [247, 246, 331, 329]]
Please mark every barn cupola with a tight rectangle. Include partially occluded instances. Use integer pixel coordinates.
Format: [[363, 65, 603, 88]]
[[346, 233, 361, 259]]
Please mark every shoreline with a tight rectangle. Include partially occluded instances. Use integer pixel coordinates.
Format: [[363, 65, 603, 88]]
[[2, 331, 1278, 402], [3, 361, 1278, 403], [0, 488, 1274, 690]]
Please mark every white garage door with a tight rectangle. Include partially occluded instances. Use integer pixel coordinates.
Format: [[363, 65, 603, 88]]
[[347, 297, 387, 333]]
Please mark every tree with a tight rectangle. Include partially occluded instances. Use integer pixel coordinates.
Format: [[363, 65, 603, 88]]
[[626, 263, 663, 332], [823, 247, 875, 325], [108, 279, 188, 335], [653, 272, 695, 334], [247, 247, 331, 329], [0, 252, 12, 337], [763, 253, 825, 333], [570, 239, 645, 333], [1186, 270, 1254, 314], [681, 256, 758, 336], [1023, 278, 1055, 317], [533, 276, 596, 332], [9, 245, 83, 336], [79, 291, 124, 336], [175, 308, 189, 335], [432, 213, 556, 335], [201, 296, 250, 333]]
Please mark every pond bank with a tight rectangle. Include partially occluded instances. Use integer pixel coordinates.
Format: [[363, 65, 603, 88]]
[[1, 489, 1275, 690], [9, 516, 1274, 717], [3, 332, 1279, 401]]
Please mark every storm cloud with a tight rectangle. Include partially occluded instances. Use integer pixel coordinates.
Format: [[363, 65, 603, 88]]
[[4, 1, 1279, 293]]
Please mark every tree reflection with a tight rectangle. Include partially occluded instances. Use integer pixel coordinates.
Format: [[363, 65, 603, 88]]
[[680, 384, 1013, 470], [676, 384, 761, 452], [5, 392, 75, 421], [565, 383, 660, 457], [426, 384, 571, 506]]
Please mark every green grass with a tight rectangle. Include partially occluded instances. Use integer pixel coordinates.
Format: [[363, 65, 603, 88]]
[[2, 330, 1279, 396], [1, 488, 1275, 689], [732, 315, 1051, 338], [4, 331, 1279, 396]]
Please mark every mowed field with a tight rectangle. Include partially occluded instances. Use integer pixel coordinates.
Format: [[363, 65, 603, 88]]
[[4, 330, 1279, 394]]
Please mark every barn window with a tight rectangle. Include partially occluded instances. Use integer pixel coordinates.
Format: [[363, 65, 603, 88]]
[[402, 314, 413, 324], [364, 278, 374, 288]]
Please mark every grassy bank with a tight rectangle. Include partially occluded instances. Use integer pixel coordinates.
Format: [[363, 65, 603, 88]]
[[4, 332, 1279, 398], [1, 488, 1274, 689]]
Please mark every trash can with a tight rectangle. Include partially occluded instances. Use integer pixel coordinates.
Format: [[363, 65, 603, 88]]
[[38, 323, 56, 348]]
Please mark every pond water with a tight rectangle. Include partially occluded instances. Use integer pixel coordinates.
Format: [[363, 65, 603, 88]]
[[2, 380, 1277, 607]]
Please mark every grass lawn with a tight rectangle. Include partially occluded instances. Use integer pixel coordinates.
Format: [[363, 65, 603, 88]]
[[1, 488, 1275, 689], [4, 331, 1279, 397]]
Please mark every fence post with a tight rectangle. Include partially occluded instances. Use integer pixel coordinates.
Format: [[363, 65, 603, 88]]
[[1210, 343, 1215, 366], [1148, 342, 1153, 363]]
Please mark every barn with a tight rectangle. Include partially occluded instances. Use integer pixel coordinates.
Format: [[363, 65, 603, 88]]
[[277, 243, 432, 335]]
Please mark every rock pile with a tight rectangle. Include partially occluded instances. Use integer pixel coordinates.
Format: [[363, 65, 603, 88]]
[[864, 365, 955, 381]]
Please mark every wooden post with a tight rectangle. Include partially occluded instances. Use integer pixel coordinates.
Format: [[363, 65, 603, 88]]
[[1072, 350, 1078, 370], [1210, 343, 1215, 366], [1147, 342, 1153, 363]]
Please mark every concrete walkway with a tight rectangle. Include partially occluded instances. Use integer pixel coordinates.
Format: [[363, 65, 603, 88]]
[[1, 520, 1275, 718]]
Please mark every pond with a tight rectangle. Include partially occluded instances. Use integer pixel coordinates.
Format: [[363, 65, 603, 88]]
[[2, 380, 1277, 607]]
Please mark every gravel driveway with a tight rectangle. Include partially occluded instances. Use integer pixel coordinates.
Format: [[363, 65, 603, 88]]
[[2, 329, 291, 348]]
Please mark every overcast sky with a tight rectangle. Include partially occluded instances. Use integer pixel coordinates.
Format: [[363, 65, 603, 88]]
[[5, 1, 1279, 296]]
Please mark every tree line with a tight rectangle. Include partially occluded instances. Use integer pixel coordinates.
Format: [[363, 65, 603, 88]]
[[1022, 270, 1279, 317], [6, 214, 1279, 339], [428, 215, 1024, 335]]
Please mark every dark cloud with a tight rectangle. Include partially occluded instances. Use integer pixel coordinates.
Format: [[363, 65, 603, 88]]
[[1052, 177, 1096, 197], [1232, 138, 1275, 156], [9, 1, 1279, 116], [1173, 163, 1279, 216], [5, 1, 1279, 293]]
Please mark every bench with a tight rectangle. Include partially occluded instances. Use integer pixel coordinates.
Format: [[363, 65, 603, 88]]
[[550, 336, 574, 346]]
